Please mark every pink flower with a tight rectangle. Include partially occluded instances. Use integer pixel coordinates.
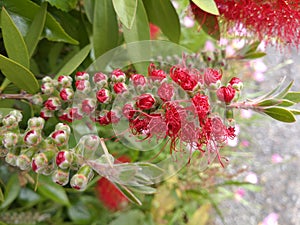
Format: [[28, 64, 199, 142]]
[[271, 153, 283, 163], [96, 89, 111, 103], [113, 82, 127, 94], [217, 85, 236, 103], [111, 69, 126, 82], [262, 213, 279, 225], [136, 93, 156, 110], [203, 68, 222, 87], [245, 172, 258, 184], [234, 188, 245, 201], [170, 66, 198, 91], [148, 63, 167, 82], [130, 74, 147, 87], [75, 71, 89, 80], [157, 82, 174, 101], [60, 88, 74, 101], [93, 72, 108, 88]]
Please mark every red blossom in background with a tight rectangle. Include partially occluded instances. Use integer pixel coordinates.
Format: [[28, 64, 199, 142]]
[[149, 23, 160, 39]]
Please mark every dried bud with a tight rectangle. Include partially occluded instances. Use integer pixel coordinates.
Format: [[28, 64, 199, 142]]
[[28, 117, 45, 129], [24, 130, 42, 146], [2, 132, 18, 149], [51, 130, 69, 147], [113, 82, 128, 94], [57, 75, 73, 89], [75, 71, 89, 80], [56, 150, 73, 169], [157, 82, 174, 101], [136, 93, 156, 110], [52, 168, 70, 186], [59, 88, 74, 101], [229, 77, 243, 91], [81, 98, 96, 114], [75, 80, 91, 94], [111, 69, 126, 82], [93, 72, 108, 88], [217, 85, 236, 104], [44, 97, 61, 111], [17, 154, 32, 170], [96, 89, 111, 104]]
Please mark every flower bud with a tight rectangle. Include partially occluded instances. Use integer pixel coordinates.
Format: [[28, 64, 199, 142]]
[[5, 153, 17, 166], [9, 110, 23, 122], [130, 74, 147, 87], [203, 68, 222, 87], [42, 76, 53, 83], [111, 69, 126, 82], [229, 77, 243, 91], [30, 94, 43, 106], [157, 82, 174, 101], [33, 150, 55, 174], [67, 107, 83, 121], [41, 82, 55, 95], [57, 75, 73, 89], [81, 98, 96, 114], [122, 103, 135, 119], [96, 89, 111, 104], [2, 114, 18, 129], [136, 93, 156, 110], [52, 168, 70, 186], [40, 107, 54, 120], [93, 72, 108, 88], [217, 85, 236, 104], [80, 135, 101, 151], [75, 71, 89, 80], [170, 66, 198, 91], [44, 97, 61, 111], [75, 80, 91, 94], [148, 63, 167, 82], [107, 110, 120, 124], [70, 165, 94, 191], [56, 150, 73, 169], [55, 123, 71, 135], [113, 82, 128, 94], [59, 88, 74, 101], [97, 113, 111, 126], [28, 117, 45, 130], [51, 130, 69, 147], [17, 154, 32, 170], [2, 132, 18, 149], [24, 130, 42, 146]]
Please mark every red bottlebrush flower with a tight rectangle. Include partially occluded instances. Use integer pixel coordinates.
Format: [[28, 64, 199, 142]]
[[192, 93, 210, 121], [148, 63, 167, 82], [129, 117, 150, 135], [136, 93, 156, 110], [215, 0, 300, 46], [96, 89, 111, 103], [130, 74, 147, 87], [217, 85, 236, 103], [96, 156, 130, 211], [111, 69, 126, 82], [157, 82, 175, 101], [98, 115, 111, 125], [44, 97, 61, 111], [122, 103, 135, 119], [75, 71, 89, 80], [203, 68, 222, 87], [113, 82, 128, 94], [164, 102, 183, 138], [229, 77, 243, 90], [149, 23, 160, 39], [170, 66, 198, 91]]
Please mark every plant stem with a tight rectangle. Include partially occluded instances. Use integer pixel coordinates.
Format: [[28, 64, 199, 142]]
[[0, 93, 33, 101]]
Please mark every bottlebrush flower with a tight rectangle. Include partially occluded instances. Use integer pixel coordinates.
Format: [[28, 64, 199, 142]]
[[59, 88, 74, 101], [96, 89, 111, 104], [113, 82, 128, 94], [214, 0, 300, 46], [130, 74, 147, 87], [148, 63, 167, 82], [203, 68, 222, 87], [44, 97, 61, 111], [24, 130, 42, 146], [93, 72, 108, 88], [56, 150, 73, 169], [192, 93, 210, 121], [111, 69, 126, 82], [96, 156, 130, 211], [217, 85, 236, 103], [57, 75, 73, 89], [157, 82, 175, 101], [136, 93, 156, 110], [75, 71, 89, 80]]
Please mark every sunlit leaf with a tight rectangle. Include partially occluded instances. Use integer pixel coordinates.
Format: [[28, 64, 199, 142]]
[[0, 55, 39, 93], [263, 107, 296, 123], [113, 0, 138, 29], [191, 0, 219, 15]]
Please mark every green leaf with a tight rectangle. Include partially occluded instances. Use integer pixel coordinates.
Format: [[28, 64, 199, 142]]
[[114, 183, 142, 205], [290, 109, 300, 115], [143, 0, 180, 43], [68, 200, 93, 224], [191, 0, 219, 15], [45, 0, 78, 12], [0, 108, 18, 116], [109, 210, 145, 225], [0, 78, 11, 92], [83, 0, 95, 23], [113, 0, 138, 29], [242, 52, 266, 59], [17, 188, 42, 207], [193, 10, 220, 40], [0, 187, 4, 202], [1, 7, 29, 68], [257, 99, 283, 107], [0, 0, 78, 44], [277, 99, 295, 107], [129, 185, 156, 194], [24, 2, 47, 57], [93, 0, 119, 58], [0, 54, 39, 93], [56, 44, 91, 77], [273, 80, 294, 99], [263, 107, 296, 123], [284, 91, 300, 103], [0, 173, 21, 209], [37, 175, 70, 206]]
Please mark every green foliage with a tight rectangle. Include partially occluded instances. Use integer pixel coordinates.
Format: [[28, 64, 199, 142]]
[[0, 173, 21, 210], [191, 0, 220, 15], [112, 0, 138, 29], [45, 0, 78, 12]]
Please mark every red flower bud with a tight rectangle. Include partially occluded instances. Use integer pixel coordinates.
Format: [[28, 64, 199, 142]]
[[75, 80, 91, 93], [148, 63, 166, 82], [44, 97, 61, 111], [75, 71, 89, 80], [60, 88, 74, 101], [157, 82, 174, 101], [51, 130, 69, 147], [170, 66, 198, 91], [229, 77, 243, 90], [122, 103, 135, 119], [203, 68, 222, 86], [52, 169, 70, 186], [96, 89, 111, 103], [24, 130, 42, 146], [111, 69, 126, 82], [40, 107, 54, 120], [113, 82, 128, 94], [130, 74, 147, 87], [57, 75, 73, 89], [136, 93, 156, 110], [41, 82, 55, 95], [81, 98, 96, 114], [217, 85, 236, 103], [93, 72, 108, 87], [56, 151, 73, 169], [192, 93, 210, 121]]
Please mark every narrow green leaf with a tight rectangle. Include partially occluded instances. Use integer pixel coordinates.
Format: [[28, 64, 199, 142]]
[[93, 0, 119, 58], [245, 41, 261, 54], [0, 0, 78, 44], [0, 187, 4, 202], [45, 0, 78, 12], [290, 109, 300, 115], [24, 2, 47, 57], [257, 99, 283, 107], [113, 0, 138, 29], [56, 44, 91, 77], [129, 185, 156, 194], [263, 107, 296, 123], [83, 0, 95, 23], [0, 55, 39, 93], [143, 0, 180, 43], [0, 173, 21, 209], [277, 99, 295, 107], [284, 91, 300, 103], [242, 52, 266, 59], [191, 0, 219, 15], [273, 80, 294, 99], [255, 77, 286, 101], [0, 78, 11, 92], [37, 175, 70, 206], [114, 183, 142, 205], [1, 7, 29, 68]]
